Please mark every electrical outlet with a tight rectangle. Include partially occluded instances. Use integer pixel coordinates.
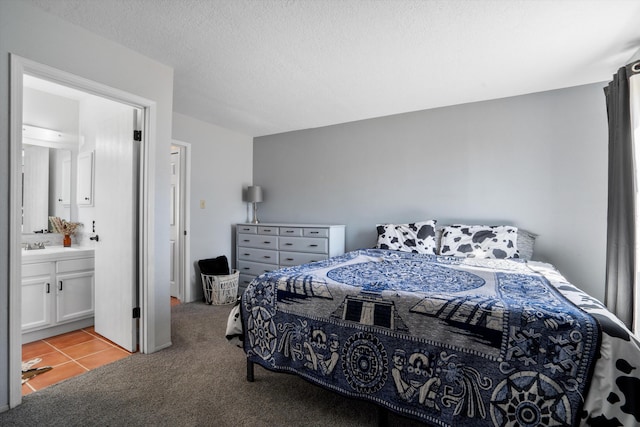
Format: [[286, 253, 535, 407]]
[[200, 199, 206, 209]]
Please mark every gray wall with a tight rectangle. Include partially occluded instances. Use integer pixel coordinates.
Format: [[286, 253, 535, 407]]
[[254, 83, 608, 302]]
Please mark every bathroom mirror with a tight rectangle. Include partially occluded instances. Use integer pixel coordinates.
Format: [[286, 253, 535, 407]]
[[21, 125, 75, 234]]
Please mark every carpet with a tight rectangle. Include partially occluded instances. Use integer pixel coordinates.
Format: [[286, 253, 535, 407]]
[[0, 302, 425, 426]]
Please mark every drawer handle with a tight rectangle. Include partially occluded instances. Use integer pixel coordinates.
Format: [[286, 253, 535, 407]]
[[243, 239, 250, 242], [286, 258, 294, 261], [285, 243, 293, 246], [243, 267, 250, 270], [263, 229, 272, 232], [263, 256, 271, 259], [309, 244, 318, 247], [286, 230, 294, 233], [242, 228, 251, 231], [310, 231, 319, 234], [263, 241, 271, 244], [264, 270, 270, 273], [244, 253, 251, 256]]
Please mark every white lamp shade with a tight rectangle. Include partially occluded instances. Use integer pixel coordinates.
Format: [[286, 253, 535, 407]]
[[247, 186, 263, 203]]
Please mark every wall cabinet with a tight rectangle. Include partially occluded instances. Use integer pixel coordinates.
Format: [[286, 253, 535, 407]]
[[236, 223, 345, 294], [77, 150, 94, 206], [22, 250, 94, 342]]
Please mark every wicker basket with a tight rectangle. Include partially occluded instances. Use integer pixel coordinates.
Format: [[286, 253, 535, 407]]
[[201, 269, 239, 305]]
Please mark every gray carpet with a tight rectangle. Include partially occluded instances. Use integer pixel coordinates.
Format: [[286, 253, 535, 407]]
[[0, 302, 425, 426]]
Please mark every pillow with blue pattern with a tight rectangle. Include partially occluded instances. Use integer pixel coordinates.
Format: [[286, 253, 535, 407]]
[[376, 220, 437, 254], [439, 224, 519, 259]]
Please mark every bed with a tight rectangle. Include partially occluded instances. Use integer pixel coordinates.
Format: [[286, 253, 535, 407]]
[[234, 222, 640, 426]]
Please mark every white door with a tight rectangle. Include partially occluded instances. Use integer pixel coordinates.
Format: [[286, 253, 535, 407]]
[[169, 149, 180, 298], [93, 107, 139, 352]]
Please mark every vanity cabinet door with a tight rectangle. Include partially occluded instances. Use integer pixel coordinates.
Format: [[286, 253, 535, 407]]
[[56, 270, 95, 323], [21, 275, 53, 332]]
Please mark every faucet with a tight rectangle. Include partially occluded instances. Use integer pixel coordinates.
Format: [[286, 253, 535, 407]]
[[25, 241, 48, 250]]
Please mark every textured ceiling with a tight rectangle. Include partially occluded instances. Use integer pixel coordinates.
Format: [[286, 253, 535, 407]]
[[26, 0, 640, 137]]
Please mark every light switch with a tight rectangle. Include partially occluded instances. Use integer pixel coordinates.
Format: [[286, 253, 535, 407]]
[[200, 199, 206, 209]]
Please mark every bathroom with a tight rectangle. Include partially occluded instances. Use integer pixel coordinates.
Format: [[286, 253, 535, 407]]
[[20, 74, 140, 350]]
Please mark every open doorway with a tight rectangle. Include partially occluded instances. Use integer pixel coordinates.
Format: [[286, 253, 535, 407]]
[[170, 141, 191, 305], [9, 55, 154, 406]]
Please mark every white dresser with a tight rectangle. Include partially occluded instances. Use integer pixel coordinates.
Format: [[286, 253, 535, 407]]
[[236, 223, 345, 293]]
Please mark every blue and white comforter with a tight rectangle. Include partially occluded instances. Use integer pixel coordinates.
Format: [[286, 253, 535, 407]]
[[239, 249, 640, 426]]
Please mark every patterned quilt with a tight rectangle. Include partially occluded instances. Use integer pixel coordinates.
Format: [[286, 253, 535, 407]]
[[240, 249, 640, 426]]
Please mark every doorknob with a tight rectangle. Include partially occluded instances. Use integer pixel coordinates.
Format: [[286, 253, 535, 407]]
[[90, 235, 100, 242]]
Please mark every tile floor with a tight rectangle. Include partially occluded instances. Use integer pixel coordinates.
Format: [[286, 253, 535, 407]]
[[21, 297, 181, 396], [21, 327, 132, 396]]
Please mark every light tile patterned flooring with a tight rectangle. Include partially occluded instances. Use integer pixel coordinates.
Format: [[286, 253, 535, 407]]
[[21, 297, 182, 396]]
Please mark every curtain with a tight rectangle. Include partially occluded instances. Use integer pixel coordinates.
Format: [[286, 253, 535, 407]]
[[604, 60, 640, 330]]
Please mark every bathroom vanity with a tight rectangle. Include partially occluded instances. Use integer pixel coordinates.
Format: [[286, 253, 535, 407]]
[[21, 247, 95, 343]]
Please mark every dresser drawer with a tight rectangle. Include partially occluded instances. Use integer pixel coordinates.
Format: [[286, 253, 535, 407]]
[[279, 237, 328, 254], [237, 234, 278, 250], [238, 247, 278, 265], [237, 260, 275, 277], [279, 227, 303, 237], [22, 262, 52, 278], [57, 257, 94, 273], [280, 251, 328, 267], [237, 225, 257, 234], [238, 274, 255, 291], [303, 228, 329, 238], [258, 226, 279, 235]]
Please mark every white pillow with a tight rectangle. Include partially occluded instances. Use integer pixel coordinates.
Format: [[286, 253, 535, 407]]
[[439, 224, 519, 259], [376, 220, 437, 254]]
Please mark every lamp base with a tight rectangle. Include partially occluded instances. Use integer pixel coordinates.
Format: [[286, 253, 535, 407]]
[[251, 202, 259, 224]]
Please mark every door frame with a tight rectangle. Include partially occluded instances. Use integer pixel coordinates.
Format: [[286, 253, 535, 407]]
[[171, 140, 191, 303], [8, 54, 157, 407]]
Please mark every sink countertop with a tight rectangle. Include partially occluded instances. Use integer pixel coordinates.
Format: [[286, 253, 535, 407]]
[[22, 246, 95, 262]]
